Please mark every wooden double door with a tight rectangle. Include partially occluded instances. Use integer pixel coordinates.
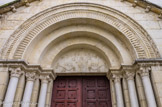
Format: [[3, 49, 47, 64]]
[[51, 76, 112, 107]]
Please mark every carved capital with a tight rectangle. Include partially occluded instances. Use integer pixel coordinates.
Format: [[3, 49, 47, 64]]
[[126, 72, 135, 80], [112, 74, 122, 83], [9, 67, 23, 78], [139, 66, 150, 77], [40, 75, 50, 84], [26, 72, 36, 81]]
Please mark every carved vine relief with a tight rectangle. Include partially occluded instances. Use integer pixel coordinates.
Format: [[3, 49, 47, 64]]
[[54, 49, 108, 73]]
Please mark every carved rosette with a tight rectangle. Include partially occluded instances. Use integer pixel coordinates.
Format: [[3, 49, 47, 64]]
[[112, 74, 122, 83], [26, 72, 36, 81], [40, 75, 51, 84], [139, 67, 150, 77], [9, 67, 23, 78], [126, 72, 135, 80]]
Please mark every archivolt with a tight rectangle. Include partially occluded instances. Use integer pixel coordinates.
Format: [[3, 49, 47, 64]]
[[0, 3, 160, 59]]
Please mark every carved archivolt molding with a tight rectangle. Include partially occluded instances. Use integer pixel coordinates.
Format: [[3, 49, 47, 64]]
[[0, 3, 160, 60]]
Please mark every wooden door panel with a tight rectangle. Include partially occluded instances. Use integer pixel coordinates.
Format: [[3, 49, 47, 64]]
[[55, 103, 65, 107], [51, 76, 111, 107], [51, 77, 82, 107], [83, 76, 112, 107]]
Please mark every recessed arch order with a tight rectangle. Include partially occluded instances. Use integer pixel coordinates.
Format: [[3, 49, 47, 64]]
[[0, 3, 160, 69]]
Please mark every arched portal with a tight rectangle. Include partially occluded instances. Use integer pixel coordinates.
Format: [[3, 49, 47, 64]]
[[0, 3, 160, 61], [0, 3, 160, 107]]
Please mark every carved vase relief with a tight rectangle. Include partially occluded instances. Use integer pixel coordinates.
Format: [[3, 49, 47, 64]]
[[54, 49, 108, 73]]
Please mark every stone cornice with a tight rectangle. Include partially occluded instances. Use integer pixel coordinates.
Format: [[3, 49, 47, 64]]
[[135, 59, 162, 66], [0, 0, 38, 14], [0, 0, 161, 19], [125, 0, 162, 19]]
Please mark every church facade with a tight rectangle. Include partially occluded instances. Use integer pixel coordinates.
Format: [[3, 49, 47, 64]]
[[0, 0, 162, 107]]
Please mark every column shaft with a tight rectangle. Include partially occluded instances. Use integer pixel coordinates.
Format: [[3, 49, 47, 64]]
[[38, 80, 48, 107], [0, 68, 9, 107], [114, 78, 124, 107], [110, 79, 117, 107], [140, 67, 157, 107], [136, 74, 147, 107], [22, 81, 34, 107], [3, 68, 22, 107], [3, 77, 19, 107], [13, 74, 25, 107], [125, 72, 139, 107], [122, 78, 130, 107], [45, 80, 53, 107], [142, 75, 157, 107], [127, 79, 139, 107], [22, 72, 35, 107], [30, 78, 40, 107]]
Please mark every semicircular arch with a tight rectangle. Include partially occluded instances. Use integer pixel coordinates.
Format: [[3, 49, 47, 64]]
[[0, 3, 160, 66]]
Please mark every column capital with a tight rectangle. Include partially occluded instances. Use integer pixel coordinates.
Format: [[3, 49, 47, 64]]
[[125, 72, 135, 80], [112, 74, 122, 83], [9, 67, 23, 78], [138, 66, 150, 77], [40, 75, 50, 84], [26, 72, 36, 81]]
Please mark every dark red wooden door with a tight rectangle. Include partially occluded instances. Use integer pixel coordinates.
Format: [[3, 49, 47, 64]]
[[51, 76, 112, 107], [83, 76, 112, 107], [51, 77, 82, 107]]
